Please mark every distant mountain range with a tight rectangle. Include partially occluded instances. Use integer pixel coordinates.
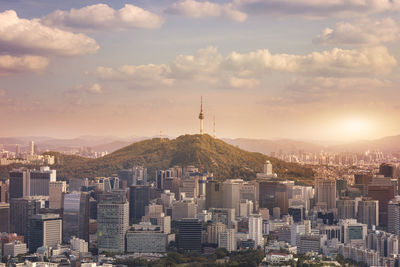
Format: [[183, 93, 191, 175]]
[[2, 134, 400, 154], [0, 134, 314, 183]]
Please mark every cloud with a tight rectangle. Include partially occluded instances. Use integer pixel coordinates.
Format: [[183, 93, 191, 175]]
[[42, 4, 164, 31], [93, 45, 397, 90], [0, 10, 99, 56], [87, 83, 103, 94], [272, 76, 394, 106], [95, 64, 174, 88], [234, 0, 399, 19], [224, 46, 397, 76], [166, 0, 247, 22], [229, 77, 260, 88], [65, 83, 104, 95], [314, 18, 400, 45], [0, 55, 49, 75]]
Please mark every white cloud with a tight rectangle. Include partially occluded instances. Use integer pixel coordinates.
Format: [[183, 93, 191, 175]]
[[283, 76, 393, 103], [0, 55, 49, 75], [95, 64, 174, 88], [224, 46, 397, 76], [0, 10, 99, 56], [166, 0, 247, 22], [314, 18, 400, 45], [43, 4, 164, 31], [87, 83, 103, 94], [65, 83, 104, 95], [234, 0, 400, 19], [229, 77, 260, 88], [93, 45, 397, 90]]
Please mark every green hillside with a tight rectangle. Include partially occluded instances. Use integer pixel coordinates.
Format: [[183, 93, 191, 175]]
[[0, 134, 314, 182]]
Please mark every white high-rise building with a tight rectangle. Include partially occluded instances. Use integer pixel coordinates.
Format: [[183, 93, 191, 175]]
[[249, 214, 264, 247], [70, 236, 88, 253], [218, 229, 236, 252], [291, 224, 306, 246], [29, 141, 34, 156]]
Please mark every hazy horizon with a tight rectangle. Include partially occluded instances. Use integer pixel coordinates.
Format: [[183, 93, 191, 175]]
[[1, 0, 400, 142]]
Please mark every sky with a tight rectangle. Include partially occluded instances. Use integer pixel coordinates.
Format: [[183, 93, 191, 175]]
[[1, 0, 400, 142]]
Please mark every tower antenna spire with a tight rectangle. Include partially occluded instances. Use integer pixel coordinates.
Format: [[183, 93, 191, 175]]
[[199, 96, 204, 135]]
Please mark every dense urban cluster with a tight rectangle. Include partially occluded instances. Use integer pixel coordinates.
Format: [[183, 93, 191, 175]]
[[0, 159, 400, 267]]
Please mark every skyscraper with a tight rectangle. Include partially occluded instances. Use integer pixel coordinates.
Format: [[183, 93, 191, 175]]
[[367, 184, 395, 227], [129, 185, 150, 224], [29, 214, 62, 253], [9, 169, 30, 199], [249, 214, 263, 247], [10, 197, 46, 238], [357, 198, 379, 229], [199, 96, 204, 135], [0, 203, 10, 233], [49, 181, 66, 209], [315, 179, 336, 210], [388, 196, 400, 235], [63, 192, 90, 243], [178, 218, 202, 252], [29, 167, 56, 196], [337, 197, 356, 220], [29, 141, 34, 156], [97, 190, 129, 253]]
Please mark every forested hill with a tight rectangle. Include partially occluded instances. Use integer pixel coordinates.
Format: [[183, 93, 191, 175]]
[[0, 134, 314, 183]]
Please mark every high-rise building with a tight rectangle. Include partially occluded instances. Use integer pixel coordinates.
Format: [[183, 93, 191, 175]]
[[10, 197, 45, 238], [97, 190, 129, 253], [357, 198, 379, 229], [63, 192, 90, 243], [29, 167, 56, 196], [206, 180, 223, 209], [0, 203, 10, 233], [178, 218, 202, 252], [218, 229, 236, 252], [315, 179, 336, 210], [0, 180, 8, 203], [172, 199, 197, 220], [388, 196, 400, 235], [29, 214, 62, 253], [249, 214, 263, 247], [222, 179, 242, 216], [367, 184, 395, 227], [337, 197, 356, 220], [49, 181, 66, 209], [379, 163, 397, 179], [129, 185, 150, 224], [288, 206, 304, 223], [15, 144, 20, 157], [9, 169, 30, 199], [207, 222, 226, 244], [29, 141, 34, 156], [339, 219, 367, 246]]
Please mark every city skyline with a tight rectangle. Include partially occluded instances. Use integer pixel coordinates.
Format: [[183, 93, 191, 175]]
[[1, 0, 400, 141]]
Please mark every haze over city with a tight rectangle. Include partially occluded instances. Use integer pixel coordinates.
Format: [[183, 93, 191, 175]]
[[1, 0, 400, 141]]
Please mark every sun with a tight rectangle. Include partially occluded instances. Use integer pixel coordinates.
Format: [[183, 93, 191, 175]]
[[343, 119, 368, 133]]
